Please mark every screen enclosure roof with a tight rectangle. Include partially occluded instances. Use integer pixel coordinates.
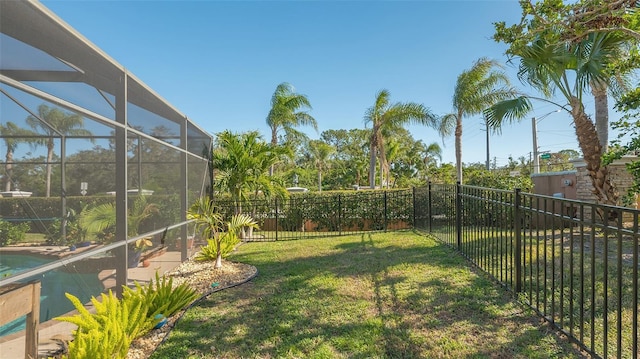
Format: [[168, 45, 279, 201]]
[[0, 0, 209, 135]]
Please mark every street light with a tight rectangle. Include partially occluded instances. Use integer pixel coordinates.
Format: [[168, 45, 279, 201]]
[[532, 109, 560, 174]]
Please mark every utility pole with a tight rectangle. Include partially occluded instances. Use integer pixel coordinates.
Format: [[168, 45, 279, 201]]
[[532, 110, 560, 174], [485, 121, 490, 170], [532, 117, 540, 174]]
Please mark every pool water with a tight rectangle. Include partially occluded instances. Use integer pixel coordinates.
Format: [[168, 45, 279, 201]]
[[0, 254, 104, 337]]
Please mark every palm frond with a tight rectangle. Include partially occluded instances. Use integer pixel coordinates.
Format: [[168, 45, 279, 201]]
[[484, 96, 533, 130]]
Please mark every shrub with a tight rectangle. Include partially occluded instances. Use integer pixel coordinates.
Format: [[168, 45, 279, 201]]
[[56, 291, 152, 359], [57, 272, 199, 358], [45, 208, 86, 246], [123, 272, 199, 319], [0, 219, 29, 246]]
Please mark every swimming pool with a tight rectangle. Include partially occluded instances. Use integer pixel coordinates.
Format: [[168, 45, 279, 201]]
[[0, 254, 104, 337]]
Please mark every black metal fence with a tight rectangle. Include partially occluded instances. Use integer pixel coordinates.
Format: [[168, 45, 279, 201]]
[[213, 189, 414, 241], [414, 183, 639, 359]]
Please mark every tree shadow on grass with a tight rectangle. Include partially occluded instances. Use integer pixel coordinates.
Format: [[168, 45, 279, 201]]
[[151, 232, 584, 358]]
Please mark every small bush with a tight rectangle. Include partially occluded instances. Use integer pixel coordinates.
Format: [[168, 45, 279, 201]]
[[56, 291, 152, 359], [195, 236, 238, 261], [123, 272, 199, 319], [0, 219, 29, 246], [45, 209, 86, 246], [56, 272, 198, 358]]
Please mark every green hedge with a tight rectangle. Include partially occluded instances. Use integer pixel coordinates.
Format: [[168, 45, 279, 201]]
[[212, 189, 414, 233]]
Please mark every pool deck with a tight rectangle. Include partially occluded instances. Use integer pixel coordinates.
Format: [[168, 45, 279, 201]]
[[0, 250, 183, 359]]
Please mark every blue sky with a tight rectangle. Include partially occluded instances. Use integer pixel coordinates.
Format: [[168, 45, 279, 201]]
[[41, 0, 594, 166]]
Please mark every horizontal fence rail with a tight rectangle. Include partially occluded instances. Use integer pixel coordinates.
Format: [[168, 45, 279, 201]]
[[414, 184, 639, 359]]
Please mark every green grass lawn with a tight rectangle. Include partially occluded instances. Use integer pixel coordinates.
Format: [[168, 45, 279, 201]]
[[151, 231, 584, 359]]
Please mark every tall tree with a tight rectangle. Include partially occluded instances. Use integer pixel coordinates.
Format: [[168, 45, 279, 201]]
[[364, 89, 438, 189], [305, 140, 335, 192], [266, 82, 317, 176], [26, 104, 93, 197], [495, 1, 637, 151], [441, 58, 520, 183], [0, 122, 35, 192], [321, 129, 370, 188], [491, 13, 635, 205]]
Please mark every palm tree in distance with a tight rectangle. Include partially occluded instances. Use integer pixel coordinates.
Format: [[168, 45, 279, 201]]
[[423, 141, 443, 167], [0, 122, 36, 192], [26, 104, 93, 197], [364, 89, 438, 189], [440, 58, 520, 184], [306, 139, 335, 192], [266, 82, 317, 176]]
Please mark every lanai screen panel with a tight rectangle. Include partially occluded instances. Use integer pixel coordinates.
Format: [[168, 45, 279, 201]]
[[0, 1, 213, 345]]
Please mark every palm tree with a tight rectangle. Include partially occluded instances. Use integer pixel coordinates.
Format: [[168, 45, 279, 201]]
[[79, 195, 159, 239], [421, 141, 443, 171], [188, 197, 258, 269], [364, 89, 438, 189], [266, 82, 317, 176], [306, 140, 335, 191], [26, 104, 93, 197], [440, 58, 520, 184], [212, 130, 289, 214], [486, 34, 622, 205], [585, 32, 633, 151], [0, 122, 35, 192]]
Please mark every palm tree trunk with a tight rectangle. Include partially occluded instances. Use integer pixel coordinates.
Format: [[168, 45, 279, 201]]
[[455, 115, 463, 184], [317, 171, 322, 192], [215, 242, 223, 269], [379, 146, 388, 189], [269, 126, 278, 176], [570, 97, 618, 206], [591, 82, 609, 152], [369, 142, 377, 188]]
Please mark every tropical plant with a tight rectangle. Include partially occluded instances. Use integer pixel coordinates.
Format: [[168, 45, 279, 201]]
[[305, 139, 335, 191], [188, 197, 258, 268], [266, 82, 317, 176], [489, 26, 629, 205], [56, 291, 152, 359], [0, 219, 29, 247], [79, 195, 158, 244], [26, 104, 93, 197], [123, 272, 199, 319], [212, 130, 289, 215], [364, 89, 438, 189], [0, 121, 36, 192], [440, 58, 520, 184], [45, 207, 87, 246]]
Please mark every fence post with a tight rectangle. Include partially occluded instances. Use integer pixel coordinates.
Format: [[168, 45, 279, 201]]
[[428, 182, 432, 232], [514, 188, 522, 293], [275, 198, 279, 241], [456, 182, 462, 251], [412, 187, 416, 229], [384, 191, 388, 232]]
